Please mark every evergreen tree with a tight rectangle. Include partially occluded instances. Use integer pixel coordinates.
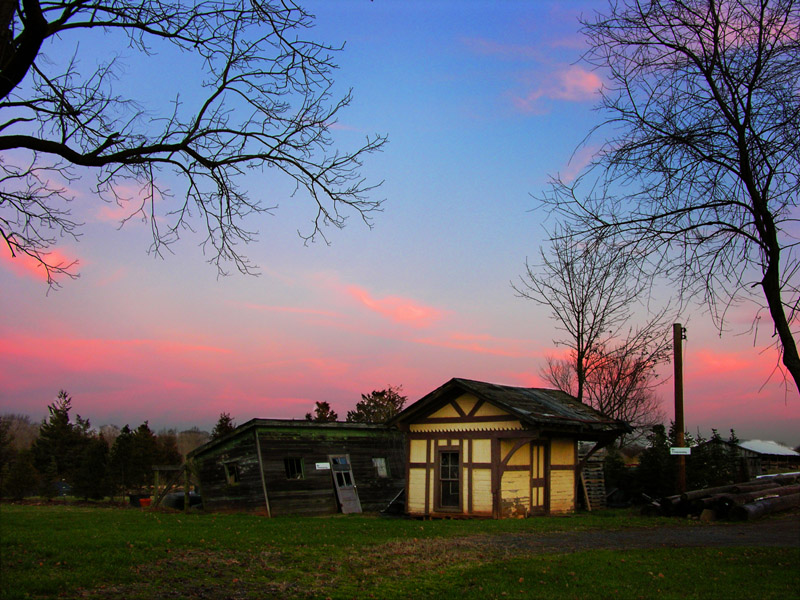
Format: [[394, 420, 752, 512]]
[[305, 402, 338, 422], [109, 425, 136, 494], [31, 390, 91, 488], [346, 386, 407, 424], [211, 413, 236, 440], [72, 435, 111, 500], [156, 429, 183, 465], [1, 449, 39, 500], [635, 424, 676, 498]]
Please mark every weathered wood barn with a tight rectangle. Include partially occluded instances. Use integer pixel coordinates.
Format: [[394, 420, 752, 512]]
[[390, 378, 630, 519], [188, 419, 405, 516]]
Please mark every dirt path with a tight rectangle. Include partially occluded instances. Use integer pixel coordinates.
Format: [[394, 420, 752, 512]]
[[476, 513, 800, 554]]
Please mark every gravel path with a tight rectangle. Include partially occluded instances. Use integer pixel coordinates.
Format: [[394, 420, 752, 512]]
[[477, 513, 800, 554]]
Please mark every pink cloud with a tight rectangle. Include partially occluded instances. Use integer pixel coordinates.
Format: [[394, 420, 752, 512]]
[[1, 247, 77, 282], [512, 65, 601, 113], [346, 285, 445, 328], [559, 144, 600, 183]]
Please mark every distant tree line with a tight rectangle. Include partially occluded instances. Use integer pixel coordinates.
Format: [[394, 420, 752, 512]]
[[0, 391, 210, 501]]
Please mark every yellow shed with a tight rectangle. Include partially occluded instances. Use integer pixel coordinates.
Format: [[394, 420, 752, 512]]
[[390, 378, 630, 519]]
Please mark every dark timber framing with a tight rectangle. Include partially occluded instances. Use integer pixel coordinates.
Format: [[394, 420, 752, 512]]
[[391, 378, 630, 519]]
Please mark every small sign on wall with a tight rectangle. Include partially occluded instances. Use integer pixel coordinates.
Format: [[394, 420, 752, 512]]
[[316, 462, 331, 470], [670, 447, 691, 455]]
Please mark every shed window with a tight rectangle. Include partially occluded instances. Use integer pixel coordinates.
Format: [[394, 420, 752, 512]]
[[223, 462, 240, 485], [438, 451, 460, 508], [372, 457, 389, 478], [284, 457, 304, 479]]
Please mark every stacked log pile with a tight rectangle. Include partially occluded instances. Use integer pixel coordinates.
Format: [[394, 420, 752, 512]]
[[641, 473, 800, 521]]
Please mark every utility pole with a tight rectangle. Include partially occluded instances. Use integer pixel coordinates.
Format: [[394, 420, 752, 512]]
[[673, 323, 686, 493]]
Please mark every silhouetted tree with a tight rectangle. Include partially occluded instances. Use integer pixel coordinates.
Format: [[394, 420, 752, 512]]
[[346, 386, 407, 424], [1, 449, 39, 500], [72, 435, 111, 500], [211, 413, 236, 440], [516, 228, 671, 438], [1, 0, 386, 286], [31, 390, 91, 487], [540, 0, 800, 389], [305, 401, 338, 422], [156, 429, 183, 465]]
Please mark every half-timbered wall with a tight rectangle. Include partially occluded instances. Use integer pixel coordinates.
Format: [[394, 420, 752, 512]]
[[404, 393, 579, 518]]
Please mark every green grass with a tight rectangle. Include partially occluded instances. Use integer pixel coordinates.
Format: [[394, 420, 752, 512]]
[[1, 504, 797, 599]]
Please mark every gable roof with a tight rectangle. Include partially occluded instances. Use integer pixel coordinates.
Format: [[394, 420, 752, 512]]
[[390, 378, 631, 439]]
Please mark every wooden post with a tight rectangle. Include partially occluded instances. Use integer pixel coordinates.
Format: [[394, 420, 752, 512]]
[[254, 430, 272, 518], [674, 323, 686, 493], [153, 468, 160, 509], [183, 465, 190, 512]]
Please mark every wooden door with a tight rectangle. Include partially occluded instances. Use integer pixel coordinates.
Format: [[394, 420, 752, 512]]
[[530, 443, 547, 514], [329, 454, 362, 514]]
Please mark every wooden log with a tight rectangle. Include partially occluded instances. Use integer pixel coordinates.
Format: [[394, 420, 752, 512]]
[[730, 481, 780, 494], [730, 493, 800, 521], [681, 484, 738, 502]]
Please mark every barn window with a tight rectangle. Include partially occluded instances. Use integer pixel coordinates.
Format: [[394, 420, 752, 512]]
[[372, 457, 389, 478], [284, 457, 304, 479], [438, 450, 460, 509], [223, 462, 240, 485]]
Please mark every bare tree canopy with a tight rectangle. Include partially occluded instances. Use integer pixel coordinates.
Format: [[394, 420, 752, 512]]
[[1, 0, 387, 284], [540, 0, 800, 389]]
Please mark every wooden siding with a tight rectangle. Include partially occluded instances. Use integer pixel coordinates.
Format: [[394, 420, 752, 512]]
[[194, 424, 405, 516]]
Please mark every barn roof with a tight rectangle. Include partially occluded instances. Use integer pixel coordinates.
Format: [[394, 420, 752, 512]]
[[738, 439, 800, 457], [390, 378, 631, 439], [188, 418, 397, 459]]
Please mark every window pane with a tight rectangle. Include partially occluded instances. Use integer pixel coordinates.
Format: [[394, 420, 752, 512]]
[[284, 458, 303, 479], [439, 451, 460, 508], [372, 457, 389, 478]]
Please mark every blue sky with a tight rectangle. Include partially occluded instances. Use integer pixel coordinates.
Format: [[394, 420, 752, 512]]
[[1, 0, 798, 445]]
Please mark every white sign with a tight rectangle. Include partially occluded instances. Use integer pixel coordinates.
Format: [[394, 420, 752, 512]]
[[670, 447, 692, 455], [316, 462, 331, 470]]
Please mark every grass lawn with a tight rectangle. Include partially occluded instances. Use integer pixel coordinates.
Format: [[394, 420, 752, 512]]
[[1, 503, 797, 599]]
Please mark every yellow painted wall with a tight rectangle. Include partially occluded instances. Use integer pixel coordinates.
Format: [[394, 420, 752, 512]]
[[428, 403, 460, 419], [472, 468, 493, 512], [409, 439, 427, 463], [501, 440, 531, 466], [501, 470, 530, 518], [455, 394, 478, 415], [473, 402, 510, 417], [549, 469, 575, 513], [407, 468, 427, 513], [472, 439, 491, 462], [550, 438, 575, 465]]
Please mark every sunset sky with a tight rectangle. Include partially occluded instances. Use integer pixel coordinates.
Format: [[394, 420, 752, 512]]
[[2, 0, 798, 446]]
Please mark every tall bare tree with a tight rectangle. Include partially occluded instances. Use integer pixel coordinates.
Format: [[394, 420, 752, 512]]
[[516, 227, 672, 406], [1, 0, 386, 285], [541, 0, 800, 389]]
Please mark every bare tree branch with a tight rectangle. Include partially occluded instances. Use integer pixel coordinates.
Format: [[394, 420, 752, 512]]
[[538, 0, 800, 390], [1, 0, 387, 285]]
